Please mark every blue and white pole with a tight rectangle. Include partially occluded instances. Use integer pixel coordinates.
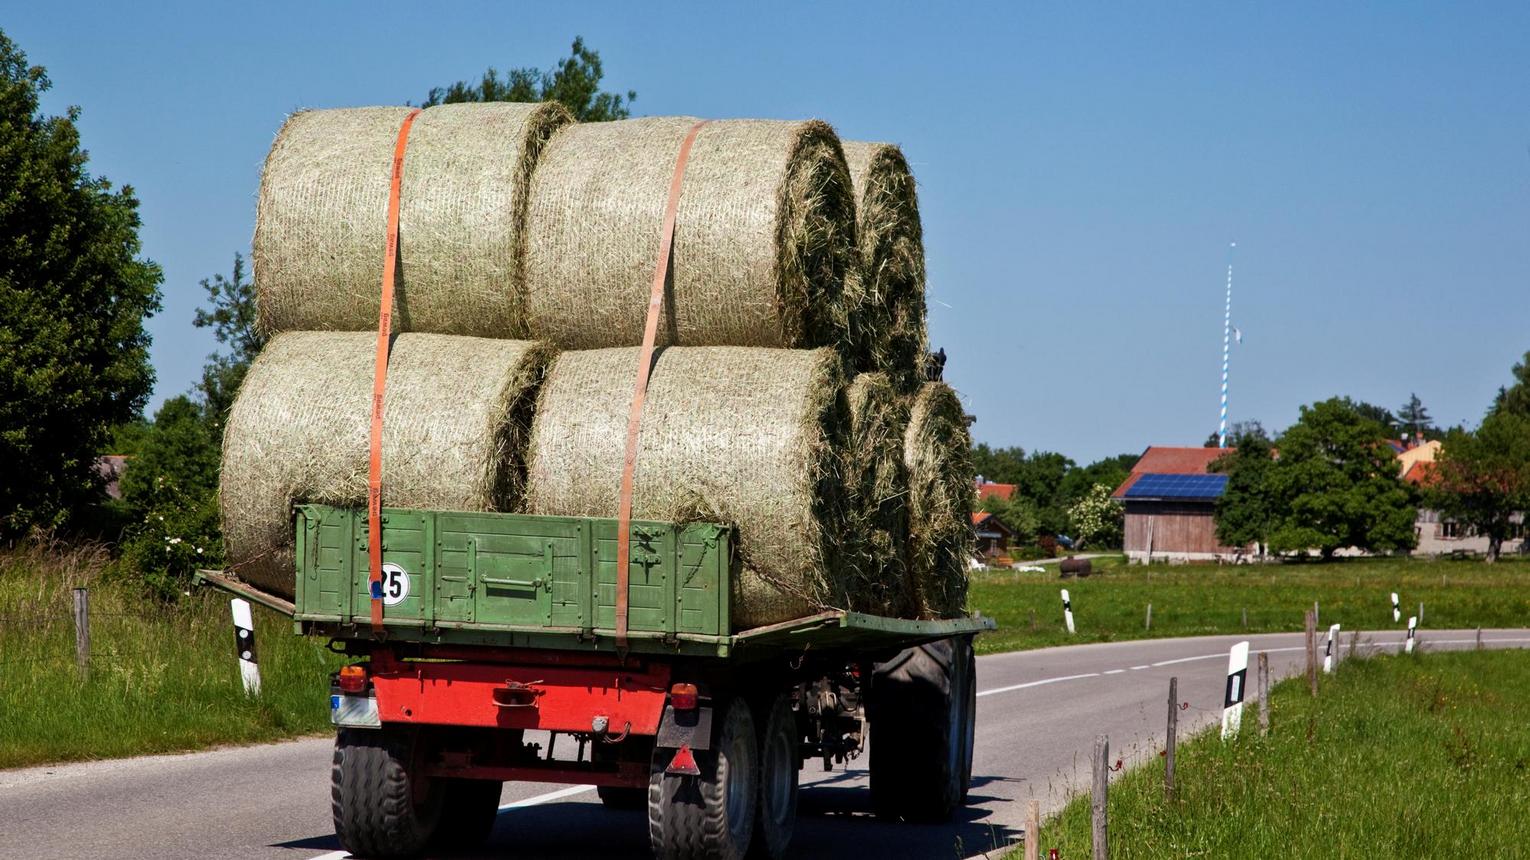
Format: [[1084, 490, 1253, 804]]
[[1218, 243, 1236, 449]]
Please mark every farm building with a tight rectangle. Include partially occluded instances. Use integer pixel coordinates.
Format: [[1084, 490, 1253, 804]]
[[975, 480, 1016, 503], [1112, 446, 1248, 563], [971, 511, 1016, 564], [1403, 456, 1527, 557]]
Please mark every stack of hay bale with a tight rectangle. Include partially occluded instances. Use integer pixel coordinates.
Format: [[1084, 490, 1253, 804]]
[[221, 103, 973, 629]]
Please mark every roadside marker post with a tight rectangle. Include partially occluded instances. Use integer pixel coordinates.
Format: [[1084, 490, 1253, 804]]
[[1221, 641, 1249, 740], [231, 598, 261, 695], [1323, 623, 1341, 674], [1391, 592, 1401, 624], [1405, 616, 1417, 655], [1061, 589, 1075, 634]]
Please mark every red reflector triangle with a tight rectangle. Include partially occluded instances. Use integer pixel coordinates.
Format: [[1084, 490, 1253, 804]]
[[666, 744, 701, 776]]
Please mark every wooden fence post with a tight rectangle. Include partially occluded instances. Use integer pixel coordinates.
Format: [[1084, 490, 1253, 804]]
[[1305, 610, 1317, 697], [1092, 735, 1109, 860], [1477, 627, 1483, 651], [72, 587, 90, 679], [1025, 799, 1041, 860], [1145, 602, 1152, 631], [1257, 652, 1270, 736], [1165, 677, 1177, 798], [1241, 606, 1248, 628]]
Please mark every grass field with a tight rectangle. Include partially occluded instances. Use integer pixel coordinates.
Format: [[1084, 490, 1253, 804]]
[[1036, 649, 1530, 857], [969, 555, 1530, 654], [0, 542, 340, 769]]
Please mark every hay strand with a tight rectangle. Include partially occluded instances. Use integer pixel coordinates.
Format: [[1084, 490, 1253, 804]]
[[523, 118, 859, 354], [844, 373, 912, 615], [523, 346, 850, 629], [903, 382, 974, 618], [254, 102, 572, 337], [220, 331, 554, 598], [842, 141, 927, 392]]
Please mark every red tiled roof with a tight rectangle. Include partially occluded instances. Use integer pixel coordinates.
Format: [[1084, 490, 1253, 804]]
[[971, 512, 988, 526], [976, 482, 1016, 502], [1112, 446, 1228, 498], [1403, 460, 1438, 487]]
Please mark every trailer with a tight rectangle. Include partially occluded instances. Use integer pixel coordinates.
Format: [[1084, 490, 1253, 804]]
[[201, 503, 992, 859]]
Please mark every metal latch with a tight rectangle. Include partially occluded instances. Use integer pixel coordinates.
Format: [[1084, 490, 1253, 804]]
[[492, 679, 544, 709]]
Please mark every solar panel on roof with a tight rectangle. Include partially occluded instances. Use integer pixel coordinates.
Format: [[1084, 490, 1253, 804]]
[[1124, 472, 1228, 499]]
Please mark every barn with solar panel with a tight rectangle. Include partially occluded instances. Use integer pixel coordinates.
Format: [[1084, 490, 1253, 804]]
[[1112, 446, 1248, 563]]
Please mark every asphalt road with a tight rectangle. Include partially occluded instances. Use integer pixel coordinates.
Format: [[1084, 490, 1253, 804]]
[[2, 629, 1526, 860]]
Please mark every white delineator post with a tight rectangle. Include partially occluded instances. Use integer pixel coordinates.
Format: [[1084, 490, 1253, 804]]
[[1323, 623, 1341, 674], [1061, 589, 1075, 634], [231, 598, 262, 695], [1391, 592, 1401, 623], [1405, 616, 1417, 654], [1221, 640, 1250, 740]]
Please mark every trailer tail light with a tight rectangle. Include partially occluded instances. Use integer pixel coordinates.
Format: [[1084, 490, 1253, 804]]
[[665, 743, 701, 776], [338, 665, 368, 694], [669, 683, 699, 711]]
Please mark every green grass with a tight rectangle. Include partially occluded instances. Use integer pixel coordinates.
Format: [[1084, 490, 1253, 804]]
[[969, 555, 1530, 655], [1037, 650, 1530, 857], [0, 542, 341, 769]]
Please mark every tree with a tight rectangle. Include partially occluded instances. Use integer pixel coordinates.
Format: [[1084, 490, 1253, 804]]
[[1212, 434, 1278, 555], [1057, 453, 1136, 508], [1429, 412, 1530, 563], [1397, 393, 1435, 441], [193, 254, 263, 419], [1492, 350, 1530, 418], [971, 443, 1027, 485], [979, 492, 1039, 546], [421, 37, 635, 121], [1264, 398, 1416, 559], [0, 30, 162, 537], [1066, 483, 1124, 550], [1204, 420, 1269, 448], [1349, 400, 1398, 435]]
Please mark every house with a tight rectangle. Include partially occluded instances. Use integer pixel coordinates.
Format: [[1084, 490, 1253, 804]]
[[975, 480, 1016, 503], [1113, 446, 1247, 563], [971, 511, 1015, 565], [1403, 457, 1526, 557]]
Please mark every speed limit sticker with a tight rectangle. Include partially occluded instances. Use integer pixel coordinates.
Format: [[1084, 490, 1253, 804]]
[[380, 562, 410, 606]]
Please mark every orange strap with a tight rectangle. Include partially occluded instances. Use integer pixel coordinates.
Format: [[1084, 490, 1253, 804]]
[[615, 120, 709, 650], [367, 108, 423, 634]]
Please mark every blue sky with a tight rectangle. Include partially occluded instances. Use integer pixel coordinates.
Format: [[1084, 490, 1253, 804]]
[[9, 3, 1528, 463]]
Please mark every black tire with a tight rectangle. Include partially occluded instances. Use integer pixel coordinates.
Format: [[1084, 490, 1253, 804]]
[[648, 698, 758, 860], [332, 729, 443, 859], [431, 778, 502, 851], [956, 636, 977, 803], [750, 693, 799, 860], [868, 637, 971, 822], [598, 785, 648, 810]]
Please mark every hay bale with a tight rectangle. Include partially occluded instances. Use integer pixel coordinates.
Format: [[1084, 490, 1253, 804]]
[[844, 373, 912, 615], [523, 346, 850, 629], [220, 331, 554, 598], [842, 141, 927, 392], [522, 118, 859, 354], [254, 102, 572, 337], [902, 382, 974, 618]]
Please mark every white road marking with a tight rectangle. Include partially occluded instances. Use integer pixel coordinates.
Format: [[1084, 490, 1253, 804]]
[[1104, 669, 1125, 675], [1130, 665, 1151, 670], [310, 784, 598, 859], [976, 672, 1100, 697]]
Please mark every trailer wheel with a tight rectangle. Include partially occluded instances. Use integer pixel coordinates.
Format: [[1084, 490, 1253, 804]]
[[751, 693, 799, 859], [957, 636, 977, 803], [648, 698, 758, 860], [868, 637, 972, 822], [431, 778, 502, 850], [331, 729, 443, 859]]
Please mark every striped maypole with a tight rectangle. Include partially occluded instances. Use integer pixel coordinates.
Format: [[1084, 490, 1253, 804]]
[[1218, 243, 1236, 448]]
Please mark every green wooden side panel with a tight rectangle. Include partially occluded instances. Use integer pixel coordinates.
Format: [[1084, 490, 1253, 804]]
[[293, 505, 732, 640]]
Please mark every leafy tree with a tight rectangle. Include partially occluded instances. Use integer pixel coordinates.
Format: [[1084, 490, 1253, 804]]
[[1204, 420, 1270, 448], [1066, 483, 1124, 550], [422, 37, 635, 121], [1492, 350, 1530, 418], [0, 30, 162, 537], [193, 253, 263, 419], [1265, 398, 1416, 559], [971, 443, 1027, 485], [1429, 412, 1530, 563], [979, 492, 1039, 546], [1349, 400, 1398, 435], [1212, 434, 1278, 555], [1397, 393, 1435, 441], [1057, 453, 1136, 508]]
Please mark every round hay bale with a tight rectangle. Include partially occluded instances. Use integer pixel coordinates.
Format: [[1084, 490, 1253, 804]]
[[844, 373, 912, 616], [842, 141, 927, 392], [522, 118, 859, 355], [220, 331, 554, 598], [254, 102, 572, 337], [902, 382, 974, 618], [523, 346, 850, 629]]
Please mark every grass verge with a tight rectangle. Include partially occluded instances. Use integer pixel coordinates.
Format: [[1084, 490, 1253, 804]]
[[1037, 649, 1530, 857], [0, 541, 340, 769], [969, 555, 1530, 654]]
